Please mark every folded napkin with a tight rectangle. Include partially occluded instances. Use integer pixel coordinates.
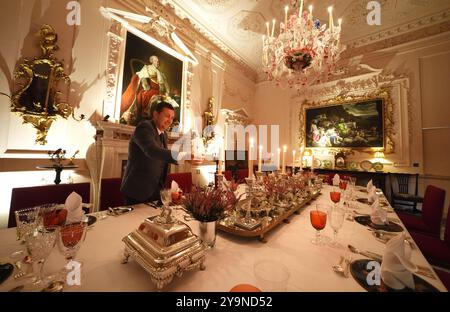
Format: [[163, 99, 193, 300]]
[[171, 180, 181, 193], [65, 191, 83, 224], [370, 197, 387, 225], [367, 179, 374, 192], [332, 174, 340, 186], [368, 188, 377, 203], [381, 233, 417, 290]]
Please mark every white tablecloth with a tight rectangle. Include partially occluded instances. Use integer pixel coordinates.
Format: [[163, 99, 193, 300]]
[[0, 185, 446, 292]]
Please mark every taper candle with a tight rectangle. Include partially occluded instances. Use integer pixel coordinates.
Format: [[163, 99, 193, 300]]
[[258, 145, 263, 172], [284, 6, 288, 30], [282, 145, 287, 174], [292, 150, 296, 171], [249, 138, 254, 178], [277, 148, 281, 170]]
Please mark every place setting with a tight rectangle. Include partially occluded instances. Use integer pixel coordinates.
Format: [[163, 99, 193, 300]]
[[348, 234, 439, 292]]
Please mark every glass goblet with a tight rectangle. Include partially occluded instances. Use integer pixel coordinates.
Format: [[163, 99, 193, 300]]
[[310, 203, 329, 245], [329, 204, 345, 248], [57, 221, 87, 268], [39, 204, 67, 229], [15, 207, 40, 242], [330, 189, 341, 208], [26, 226, 58, 289]]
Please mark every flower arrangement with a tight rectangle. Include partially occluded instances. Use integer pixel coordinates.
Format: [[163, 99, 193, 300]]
[[182, 186, 241, 222], [283, 48, 314, 71]]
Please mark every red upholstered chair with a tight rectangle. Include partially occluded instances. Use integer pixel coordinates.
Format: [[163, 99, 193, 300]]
[[165, 172, 193, 193], [236, 169, 248, 183], [8, 183, 90, 228], [398, 185, 446, 238], [99, 178, 125, 211], [434, 268, 450, 291], [223, 170, 233, 182], [410, 203, 450, 269]]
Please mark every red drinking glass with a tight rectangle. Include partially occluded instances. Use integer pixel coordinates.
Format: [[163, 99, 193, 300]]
[[310, 204, 329, 245], [330, 191, 341, 204], [339, 181, 348, 191]]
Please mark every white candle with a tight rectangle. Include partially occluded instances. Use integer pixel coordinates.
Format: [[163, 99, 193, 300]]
[[311, 154, 315, 172], [271, 19, 276, 37], [258, 145, 263, 172], [299, 0, 304, 17], [282, 145, 287, 174], [299, 147, 304, 171], [284, 6, 288, 31], [249, 138, 254, 178], [328, 6, 333, 32], [292, 150, 296, 170], [308, 5, 313, 19], [266, 22, 270, 37], [277, 148, 281, 170], [338, 18, 342, 28]]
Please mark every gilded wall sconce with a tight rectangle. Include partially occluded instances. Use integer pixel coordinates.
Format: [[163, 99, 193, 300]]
[[10, 24, 83, 145]]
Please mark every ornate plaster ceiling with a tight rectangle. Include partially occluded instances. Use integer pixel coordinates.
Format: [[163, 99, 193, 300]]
[[165, 0, 450, 75]]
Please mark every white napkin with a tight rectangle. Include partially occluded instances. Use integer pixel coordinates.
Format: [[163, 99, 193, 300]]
[[332, 174, 340, 186], [368, 188, 377, 203], [171, 180, 180, 193], [65, 191, 83, 224], [381, 233, 417, 290], [367, 179, 374, 192], [370, 197, 387, 225]]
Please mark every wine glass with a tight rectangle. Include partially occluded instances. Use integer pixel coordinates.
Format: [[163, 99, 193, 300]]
[[25, 225, 58, 290], [15, 207, 40, 242], [39, 204, 67, 229], [339, 180, 348, 191], [330, 189, 341, 208], [310, 203, 329, 245], [328, 204, 345, 248]]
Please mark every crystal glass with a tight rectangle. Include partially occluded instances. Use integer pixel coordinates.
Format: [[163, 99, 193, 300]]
[[15, 207, 40, 242], [329, 204, 345, 248], [57, 222, 87, 262], [39, 204, 67, 229], [310, 203, 329, 245], [26, 226, 58, 288], [254, 260, 290, 291]]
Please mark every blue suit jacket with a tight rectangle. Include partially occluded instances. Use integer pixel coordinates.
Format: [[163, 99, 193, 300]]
[[121, 119, 177, 201]]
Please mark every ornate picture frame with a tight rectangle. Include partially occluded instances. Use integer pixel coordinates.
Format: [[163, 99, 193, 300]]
[[118, 29, 185, 131], [299, 89, 395, 154]]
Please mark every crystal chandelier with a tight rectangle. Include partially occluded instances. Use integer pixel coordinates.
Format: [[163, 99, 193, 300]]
[[262, 0, 344, 91]]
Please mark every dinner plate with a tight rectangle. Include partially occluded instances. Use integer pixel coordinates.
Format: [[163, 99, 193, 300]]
[[0, 263, 14, 285], [85, 215, 97, 227], [323, 160, 333, 169], [360, 160, 373, 171], [350, 259, 439, 292], [348, 161, 358, 170], [354, 215, 403, 232], [373, 162, 384, 172]]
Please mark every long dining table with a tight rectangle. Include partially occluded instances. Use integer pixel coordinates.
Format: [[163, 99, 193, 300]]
[[0, 185, 446, 292]]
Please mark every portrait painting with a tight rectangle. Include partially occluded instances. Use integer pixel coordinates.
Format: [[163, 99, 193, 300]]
[[305, 99, 384, 148], [119, 31, 183, 128]]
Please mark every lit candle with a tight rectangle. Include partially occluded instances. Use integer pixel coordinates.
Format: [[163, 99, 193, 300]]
[[299, 147, 304, 171], [328, 6, 334, 32], [292, 150, 296, 170], [282, 145, 287, 174], [249, 138, 254, 178], [284, 6, 288, 30], [308, 5, 313, 19], [299, 0, 303, 17], [271, 19, 276, 37], [338, 18, 342, 28], [258, 145, 263, 172], [262, 35, 265, 44], [277, 148, 281, 170], [311, 154, 315, 172], [266, 22, 270, 37]]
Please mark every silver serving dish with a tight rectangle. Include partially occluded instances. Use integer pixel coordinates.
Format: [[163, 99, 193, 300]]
[[122, 208, 207, 290]]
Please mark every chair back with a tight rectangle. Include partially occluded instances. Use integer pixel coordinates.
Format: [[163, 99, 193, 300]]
[[422, 185, 446, 237], [390, 173, 419, 195], [8, 183, 90, 228], [165, 172, 192, 193], [444, 204, 450, 247], [223, 170, 233, 182], [236, 169, 249, 183], [100, 178, 125, 211]]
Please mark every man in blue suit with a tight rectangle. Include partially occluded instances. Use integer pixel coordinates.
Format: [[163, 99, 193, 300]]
[[121, 101, 179, 205]]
